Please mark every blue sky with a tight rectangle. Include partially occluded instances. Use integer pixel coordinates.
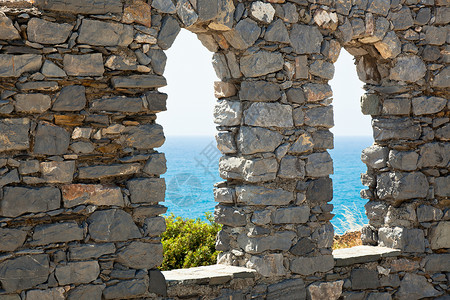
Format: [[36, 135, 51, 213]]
[[159, 30, 372, 137]]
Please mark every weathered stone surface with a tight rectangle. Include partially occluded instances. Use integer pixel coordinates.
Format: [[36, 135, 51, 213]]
[[243, 158, 278, 182], [290, 24, 323, 54], [78, 19, 133, 46], [41, 60, 66, 77], [290, 255, 334, 275], [278, 156, 305, 179], [158, 16, 181, 50], [418, 143, 449, 168], [121, 124, 165, 149], [32, 221, 83, 245], [265, 19, 290, 43], [0, 15, 20, 40], [90, 96, 145, 113], [246, 254, 286, 277], [423, 254, 450, 272], [237, 185, 293, 205], [289, 133, 314, 154], [1, 186, 60, 217], [378, 227, 425, 252], [238, 126, 283, 155], [67, 285, 104, 300], [123, 0, 151, 27], [17, 81, 59, 92], [70, 243, 116, 261], [52, 85, 86, 111], [146, 92, 167, 112], [177, 0, 198, 27], [34, 0, 123, 14], [27, 18, 73, 44], [305, 152, 333, 177], [382, 98, 410, 115], [215, 205, 246, 226], [306, 177, 333, 204], [372, 118, 421, 141], [361, 94, 381, 116], [40, 161, 75, 183], [112, 75, 167, 89], [432, 66, 450, 88], [239, 231, 295, 254], [212, 53, 231, 80], [214, 100, 242, 126], [144, 216, 166, 236], [286, 88, 305, 105], [240, 51, 284, 77], [305, 106, 334, 128], [63, 54, 104, 77], [377, 172, 428, 201], [397, 273, 440, 299], [78, 163, 140, 180], [272, 206, 309, 224], [55, 261, 100, 285], [62, 184, 124, 208], [390, 55, 426, 83], [435, 176, 450, 197], [214, 81, 237, 98], [152, 0, 176, 13], [0, 118, 30, 152], [375, 32, 401, 59], [0, 228, 27, 252], [429, 222, 450, 250], [367, 0, 390, 16], [0, 254, 49, 292], [388, 150, 418, 171], [103, 279, 147, 300], [0, 169, 19, 188], [361, 145, 388, 169], [117, 241, 163, 269], [0, 54, 42, 77], [308, 281, 343, 300], [240, 81, 281, 101], [412, 96, 447, 115], [290, 238, 315, 256], [417, 205, 443, 223], [250, 1, 275, 23], [26, 288, 65, 300], [127, 178, 165, 204], [219, 156, 245, 180], [309, 60, 335, 80], [223, 19, 260, 50], [244, 102, 293, 127], [88, 209, 141, 242], [267, 278, 307, 300], [34, 122, 70, 155], [351, 269, 379, 289]]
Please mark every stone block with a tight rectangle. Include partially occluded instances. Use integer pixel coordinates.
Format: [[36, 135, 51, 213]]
[[214, 187, 235, 204], [146, 92, 168, 112], [351, 269, 379, 290], [418, 143, 449, 168], [432, 66, 449, 88], [223, 19, 260, 50], [90, 96, 145, 113], [435, 176, 450, 197], [26, 288, 65, 300], [267, 278, 306, 300], [121, 124, 165, 150], [52, 85, 86, 111], [31, 221, 83, 245], [69, 243, 116, 261], [239, 81, 281, 101], [388, 150, 418, 171], [216, 131, 236, 154], [0, 228, 27, 252], [0, 118, 30, 152], [250, 1, 275, 23], [290, 255, 334, 275], [117, 241, 163, 269], [306, 177, 333, 204], [397, 273, 440, 299], [278, 156, 305, 179], [127, 178, 165, 204], [374, 32, 401, 59], [290, 133, 314, 154], [62, 184, 124, 208], [243, 158, 278, 182], [14, 94, 51, 113], [63, 54, 104, 77], [309, 60, 335, 80], [34, 0, 123, 14], [41, 59, 66, 77], [378, 227, 425, 252], [157, 16, 181, 50], [1, 186, 60, 217], [361, 94, 381, 115], [143, 153, 167, 175], [0, 54, 42, 77], [361, 145, 388, 169], [429, 222, 450, 250], [213, 53, 231, 80], [147, 50, 167, 75], [290, 24, 323, 54], [246, 254, 286, 277], [103, 279, 147, 299], [19, 160, 39, 175], [214, 100, 242, 126], [390, 55, 426, 83], [382, 98, 410, 115], [290, 238, 315, 255], [265, 19, 290, 43], [0, 254, 49, 292], [244, 102, 293, 127], [417, 205, 443, 222], [305, 152, 333, 177], [40, 161, 75, 183], [372, 118, 421, 141], [78, 163, 141, 180], [0, 169, 19, 188], [236, 185, 293, 205], [412, 96, 447, 115], [377, 172, 429, 201], [67, 285, 104, 300], [123, 0, 151, 27], [55, 261, 100, 285], [237, 126, 283, 155], [149, 269, 167, 297], [88, 209, 141, 242], [0, 15, 20, 40], [367, 0, 390, 16], [303, 83, 332, 102], [304, 106, 334, 128], [27, 18, 73, 44], [144, 217, 166, 236], [436, 124, 450, 141], [272, 206, 310, 224], [214, 81, 237, 98], [78, 19, 133, 46], [423, 254, 450, 272], [307, 281, 343, 300], [215, 205, 246, 226], [240, 51, 284, 77]]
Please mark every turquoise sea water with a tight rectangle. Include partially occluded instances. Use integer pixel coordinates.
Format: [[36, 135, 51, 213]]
[[160, 136, 372, 234]]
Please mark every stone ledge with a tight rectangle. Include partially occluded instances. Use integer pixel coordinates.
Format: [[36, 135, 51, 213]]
[[333, 245, 401, 267], [162, 264, 256, 286]]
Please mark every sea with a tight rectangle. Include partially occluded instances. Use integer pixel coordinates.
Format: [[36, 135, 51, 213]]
[[160, 136, 373, 234]]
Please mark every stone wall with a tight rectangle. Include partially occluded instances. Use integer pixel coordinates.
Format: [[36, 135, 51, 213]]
[[0, 0, 448, 299]]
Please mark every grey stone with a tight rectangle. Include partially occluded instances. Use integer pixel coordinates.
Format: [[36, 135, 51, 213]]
[[196, 0, 218, 21], [388, 150, 418, 171], [250, 1, 275, 23], [55, 261, 100, 285], [0, 54, 42, 77], [309, 60, 335, 80], [377, 172, 428, 201], [0, 254, 49, 292], [63, 54, 104, 77], [418, 143, 449, 168], [306, 177, 333, 204], [34, 0, 122, 14], [240, 51, 284, 77], [366, 293, 391, 300], [312, 223, 334, 248], [412, 96, 447, 115], [415, 8, 431, 25], [361, 94, 381, 115], [290, 133, 314, 154], [380, 274, 400, 288], [0, 118, 30, 152], [424, 26, 447, 46], [16, 81, 58, 92], [435, 176, 450, 197], [26, 288, 65, 300], [214, 100, 242, 126], [246, 253, 286, 277], [378, 227, 425, 252], [423, 254, 450, 272], [372, 118, 421, 141], [147, 50, 167, 75], [149, 270, 167, 297], [158, 16, 181, 50], [121, 124, 165, 150], [243, 158, 278, 182], [278, 156, 305, 179], [361, 145, 388, 169], [312, 131, 333, 150], [127, 178, 165, 204], [41, 60, 66, 77], [0, 169, 20, 188], [429, 222, 450, 250], [272, 206, 309, 224], [0, 15, 20, 40], [78, 163, 141, 180], [216, 131, 236, 154], [397, 273, 440, 300], [146, 92, 167, 112], [215, 205, 246, 226], [52, 85, 86, 111], [382, 98, 410, 115], [390, 55, 426, 83], [236, 185, 293, 205], [219, 156, 246, 180], [212, 53, 231, 80], [177, 0, 198, 27], [1, 186, 60, 217], [290, 24, 323, 54], [223, 18, 260, 50], [417, 205, 443, 222], [432, 66, 450, 88], [290, 238, 315, 255], [267, 278, 306, 300], [305, 152, 333, 177], [78, 19, 133, 46], [31, 221, 83, 245], [225, 52, 241, 78], [67, 285, 103, 300], [40, 161, 75, 183], [374, 31, 401, 59], [240, 81, 281, 101], [244, 102, 293, 127], [436, 124, 450, 141], [423, 45, 441, 62], [365, 201, 388, 227], [214, 187, 235, 204], [367, 0, 390, 16], [111, 75, 167, 89], [88, 209, 141, 242], [265, 19, 290, 43], [389, 7, 413, 30], [307, 281, 344, 300], [90, 96, 145, 113], [69, 243, 116, 260], [104, 55, 137, 71], [144, 217, 166, 236], [290, 255, 334, 275], [435, 7, 450, 25], [152, 0, 176, 13], [27, 18, 73, 44], [117, 241, 163, 269], [135, 50, 151, 66], [286, 88, 305, 104], [351, 269, 379, 290], [305, 106, 334, 128], [143, 153, 167, 175], [238, 127, 283, 155], [0, 228, 27, 252], [34, 122, 70, 155], [103, 279, 147, 299], [238, 231, 295, 254]]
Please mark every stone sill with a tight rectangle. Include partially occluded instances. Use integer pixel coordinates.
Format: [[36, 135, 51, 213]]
[[162, 264, 256, 286], [333, 245, 401, 267]]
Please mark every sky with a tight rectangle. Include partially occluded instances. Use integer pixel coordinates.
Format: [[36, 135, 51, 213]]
[[158, 29, 372, 137]]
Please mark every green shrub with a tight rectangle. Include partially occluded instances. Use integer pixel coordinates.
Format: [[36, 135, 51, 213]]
[[160, 213, 222, 271]]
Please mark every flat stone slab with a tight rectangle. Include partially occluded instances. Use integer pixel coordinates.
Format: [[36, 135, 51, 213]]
[[162, 264, 256, 286], [333, 245, 401, 267]]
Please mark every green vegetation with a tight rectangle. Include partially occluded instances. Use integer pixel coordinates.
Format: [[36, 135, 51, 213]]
[[160, 213, 222, 271]]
